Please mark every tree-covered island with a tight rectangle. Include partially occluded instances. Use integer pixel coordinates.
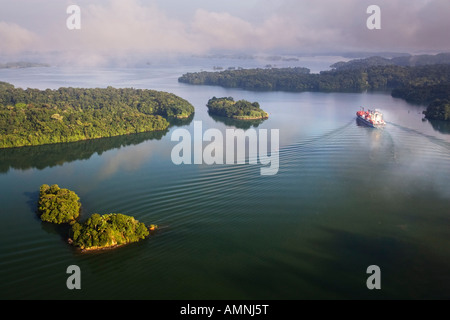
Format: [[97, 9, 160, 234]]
[[0, 85, 195, 148], [38, 184, 81, 224], [69, 213, 155, 251], [37, 184, 157, 251], [206, 97, 268, 120]]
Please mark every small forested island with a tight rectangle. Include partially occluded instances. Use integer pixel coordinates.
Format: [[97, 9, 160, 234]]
[[69, 213, 153, 251], [0, 84, 194, 148], [38, 184, 81, 224], [207, 97, 268, 120], [37, 184, 156, 251]]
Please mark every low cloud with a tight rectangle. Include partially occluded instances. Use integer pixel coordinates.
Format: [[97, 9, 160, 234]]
[[1, 0, 449, 65], [0, 21, 39, 55]]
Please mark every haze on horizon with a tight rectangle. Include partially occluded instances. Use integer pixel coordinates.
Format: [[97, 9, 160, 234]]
[[0, 0, 449, 66]]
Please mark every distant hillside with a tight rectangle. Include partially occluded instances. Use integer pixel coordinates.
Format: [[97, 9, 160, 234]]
[[391, 53, 450, 66], [330, 56, 394, 70], [331, 53, 450, 70], [0, 62, 50, 69]]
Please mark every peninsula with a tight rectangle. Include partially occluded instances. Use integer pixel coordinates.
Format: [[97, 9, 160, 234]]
[[0, 84, 195, 148]]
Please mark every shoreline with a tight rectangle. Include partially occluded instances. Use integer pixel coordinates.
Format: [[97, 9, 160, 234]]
[[68, 224, 158, 253], [231, 113, 269, 120], [0, 127, 171, 150]]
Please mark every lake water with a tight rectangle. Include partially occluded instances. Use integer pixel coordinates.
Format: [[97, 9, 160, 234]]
[[1, 57, 450, 300]]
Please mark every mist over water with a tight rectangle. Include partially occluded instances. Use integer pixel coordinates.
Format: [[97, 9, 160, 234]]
[[0, 59, 449, 299]]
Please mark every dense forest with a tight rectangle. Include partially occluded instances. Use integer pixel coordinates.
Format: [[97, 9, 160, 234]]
[[206, 97, 268, 120], [0, 84, 195, 148], [70, 213, 152, 250], [179, 67, 312, 91], [422, 99, 450, 121], [38, 184, 81, 224], [179, 64, 450, 92]]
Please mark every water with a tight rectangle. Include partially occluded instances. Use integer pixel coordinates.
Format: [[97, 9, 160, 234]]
[[1, 58, 450, 300]]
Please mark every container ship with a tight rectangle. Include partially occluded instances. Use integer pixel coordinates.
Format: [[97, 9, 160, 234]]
[[356, 108, 386, 127]]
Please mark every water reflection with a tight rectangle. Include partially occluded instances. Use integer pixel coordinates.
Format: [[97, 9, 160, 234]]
[[208, 112, 267, 130], [428, 119, 450, 135], [0, 131, 167, 174], [0, 115, 194, 174]]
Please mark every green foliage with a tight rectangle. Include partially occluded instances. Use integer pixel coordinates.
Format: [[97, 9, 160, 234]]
[[206, 97, 268, 119], [392, 84, 450, 104], [38, 184, 81, 224], [179, 64, 450, 92], [423, 99, 450, 121], [0, 85, 194, 148], [180, 67, 311, 91], [70, 213, 150, 250], [0, 81, 14, 90]]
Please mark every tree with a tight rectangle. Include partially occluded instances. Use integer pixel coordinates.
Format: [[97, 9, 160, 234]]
[[38, 184, 81, 224]]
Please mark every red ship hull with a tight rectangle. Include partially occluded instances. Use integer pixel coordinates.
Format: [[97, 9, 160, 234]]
[[356, 109, 385, 128]]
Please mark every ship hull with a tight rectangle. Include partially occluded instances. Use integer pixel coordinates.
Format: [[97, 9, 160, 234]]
[[356, 115, 385, 128]]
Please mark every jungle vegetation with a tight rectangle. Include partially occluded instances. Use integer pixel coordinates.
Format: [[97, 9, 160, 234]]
[[206, 97, 268, 120], [70, 213, 151, 250], [38, 184, 81, 224], [0, 85, 194, 148]]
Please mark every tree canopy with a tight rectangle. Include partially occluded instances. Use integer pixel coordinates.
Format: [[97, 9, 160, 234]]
[[38, 184, 81, 224], [36, 184, 156, 250], [0, 85, 195, 148], [423, 99, 450, 121], [206, 97, 268, 120], [70, 213, 150, 250], [179, 65, 450, 92]]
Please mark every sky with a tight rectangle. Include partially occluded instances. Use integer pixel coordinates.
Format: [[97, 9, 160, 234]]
[[0, 0, 449, 65]]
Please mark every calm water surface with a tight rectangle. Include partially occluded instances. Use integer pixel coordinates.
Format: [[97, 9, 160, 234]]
[[0, 59, 449, 299]]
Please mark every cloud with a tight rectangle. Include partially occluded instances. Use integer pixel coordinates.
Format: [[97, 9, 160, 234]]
[[189, 0, 450, 53], [1, 0, 449, 65], [80, 0, 195, 54], [0, 21, 39, 54]]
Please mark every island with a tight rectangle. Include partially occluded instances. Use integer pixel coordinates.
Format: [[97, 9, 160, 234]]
[[69, 213, 154, 251], [206, 97, 268, 120], [38, 184, 81, 224], [37, 184, 157, 251], [180, 53, 450, 121], [179, 62, 450, 93], [0, 85, 195, 148]]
